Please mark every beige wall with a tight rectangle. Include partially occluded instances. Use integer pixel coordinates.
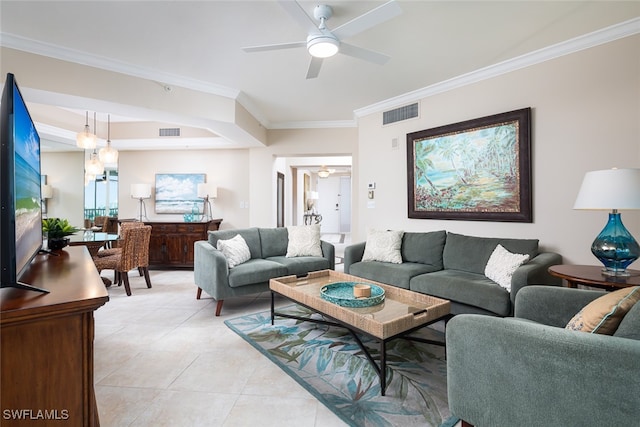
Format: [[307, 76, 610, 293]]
[[249, 127, 358, 227], [356, 34, 640, 267], [118, 149, 250, 230], [28, 34, 640, 271], [41, 151, 84, 226]]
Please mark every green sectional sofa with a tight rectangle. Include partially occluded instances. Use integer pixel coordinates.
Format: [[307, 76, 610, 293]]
[[344, 231, 562, 316], [194, 227, 335, 316], [446, 286, 640, 426]]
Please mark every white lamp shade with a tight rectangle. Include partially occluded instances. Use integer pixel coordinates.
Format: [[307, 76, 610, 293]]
[[574, 168, 640, 210], [41, 184, 53, 199], [131, 183, 152, 199], [197, 183, 217, 199], [306, 191, 319, 200]]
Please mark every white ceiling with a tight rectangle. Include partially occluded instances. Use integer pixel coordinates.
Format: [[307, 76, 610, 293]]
[[1, 1, 639, 150]]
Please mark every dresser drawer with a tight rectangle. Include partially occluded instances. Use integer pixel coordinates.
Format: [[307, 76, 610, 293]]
[[149, 223, 178, 233], [176, 224, 205, 233]]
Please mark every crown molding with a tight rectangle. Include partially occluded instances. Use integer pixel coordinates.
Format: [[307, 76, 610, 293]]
[[354, 17, 640, 119], [0, 33, 241, 100], [3, 17, 639, 130]]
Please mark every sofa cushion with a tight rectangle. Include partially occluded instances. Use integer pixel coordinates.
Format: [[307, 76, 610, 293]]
[[267, 256, 330, 278], [443, 232, 539, 274], [613, 299, 640, 340], [361, 229, 404, 264], [484, 244, 530, 291], [410, 270, 512, 316], [259, 227, 288, 258], [566, 286, 640, 335], [349, 261, 440, 290], [286, 224, 323, 257], [217, 234, 251, 268], [227, 259, 288, 288], [209, 228, 262, 259], [401, 230, 446, 268]]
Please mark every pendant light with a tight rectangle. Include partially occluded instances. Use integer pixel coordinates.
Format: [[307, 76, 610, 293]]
[[99, 114, 118, 164], [85, 150, 104, 176], [76, 111, 97, 149]]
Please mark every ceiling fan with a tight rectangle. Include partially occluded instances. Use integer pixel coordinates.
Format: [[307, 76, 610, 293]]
[[242, 0, 402, 79]]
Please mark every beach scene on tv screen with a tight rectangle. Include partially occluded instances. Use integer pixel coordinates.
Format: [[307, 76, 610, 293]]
[[14, 84, 42, 272]]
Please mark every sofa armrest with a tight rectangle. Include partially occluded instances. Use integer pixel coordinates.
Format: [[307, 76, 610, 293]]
[[194, 240, 230, 297], [447, 314, 640, 427], [321, 240, 335, 270], [515, 285, 605, 327], [509, 251, 562, 305], [344, 242, 366, 273]]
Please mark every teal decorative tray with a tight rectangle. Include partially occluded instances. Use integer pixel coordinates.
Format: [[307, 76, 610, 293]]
[[320, 282, 385, 308]]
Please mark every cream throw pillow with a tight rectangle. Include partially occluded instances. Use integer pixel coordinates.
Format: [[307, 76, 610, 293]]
[[484, 244, 530, 291], [217, 234, 251, 268], [286, 225, 323, 257], [361, 229, 404, 264], [566, 286, 640, 335]]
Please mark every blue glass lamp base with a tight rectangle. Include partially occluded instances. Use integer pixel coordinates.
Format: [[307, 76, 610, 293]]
[[591, 213, 640, 277]]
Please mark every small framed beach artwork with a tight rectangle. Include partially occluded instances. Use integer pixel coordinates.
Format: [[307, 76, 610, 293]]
[[155, 173, 205, 214]]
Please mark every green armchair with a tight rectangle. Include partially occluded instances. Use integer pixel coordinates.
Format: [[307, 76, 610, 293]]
[[446, 285, 640, 427]]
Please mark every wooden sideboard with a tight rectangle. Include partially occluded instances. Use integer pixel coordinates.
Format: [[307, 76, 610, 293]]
[[1, 246, 109, 427], [144, 219, 222, 268]]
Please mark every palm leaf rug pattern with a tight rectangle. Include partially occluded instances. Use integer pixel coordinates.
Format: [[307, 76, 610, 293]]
[[225, 305, 456, 427]]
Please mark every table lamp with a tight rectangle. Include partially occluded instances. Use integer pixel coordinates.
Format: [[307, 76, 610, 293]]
[[197, 183, 217, 221], [306, 191, 319, 213], [131, 183, 151, 222], [573, 168, 640, 276]]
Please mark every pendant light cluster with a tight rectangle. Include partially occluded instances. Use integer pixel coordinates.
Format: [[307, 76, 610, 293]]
[[77, 112, 118, 185]]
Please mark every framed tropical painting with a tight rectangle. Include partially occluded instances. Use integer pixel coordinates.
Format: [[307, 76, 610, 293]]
[[406, 108, 532, 222]]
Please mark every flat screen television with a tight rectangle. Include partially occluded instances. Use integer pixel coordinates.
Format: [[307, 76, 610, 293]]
[[0, 73, 48, 293]]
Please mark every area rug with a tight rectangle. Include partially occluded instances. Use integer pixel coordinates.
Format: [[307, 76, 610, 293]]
[[225, 304, 458, 427]]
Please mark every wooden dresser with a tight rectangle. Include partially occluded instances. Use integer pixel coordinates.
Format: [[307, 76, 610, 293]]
[[1, 246, 109, 427], [144, 219, 222, 268]]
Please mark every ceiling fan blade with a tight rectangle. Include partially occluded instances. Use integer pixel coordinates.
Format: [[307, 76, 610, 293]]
[[333, 0, 402, 40], [242, 41, 306, 53], [278, 0, 320, 35], [306, 57, 323, 79], [339, 43, 390, 65]]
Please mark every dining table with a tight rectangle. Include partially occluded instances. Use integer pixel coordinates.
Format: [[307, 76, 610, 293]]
[[67, 232, 120, 257]]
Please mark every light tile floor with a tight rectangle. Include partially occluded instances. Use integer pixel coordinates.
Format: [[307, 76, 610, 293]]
[[94, 269, 348, 427]]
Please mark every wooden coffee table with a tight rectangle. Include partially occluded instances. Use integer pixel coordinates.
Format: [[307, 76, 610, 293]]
[[269, 270, 450, 395]]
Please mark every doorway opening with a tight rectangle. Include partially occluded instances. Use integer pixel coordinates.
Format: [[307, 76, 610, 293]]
[[279, 155, 351, 235]]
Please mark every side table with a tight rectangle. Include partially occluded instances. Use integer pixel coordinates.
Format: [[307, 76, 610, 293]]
[[548, 265, 640, 291]]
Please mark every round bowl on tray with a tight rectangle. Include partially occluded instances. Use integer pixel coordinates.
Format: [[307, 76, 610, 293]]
[[320, 282, 385, 308]]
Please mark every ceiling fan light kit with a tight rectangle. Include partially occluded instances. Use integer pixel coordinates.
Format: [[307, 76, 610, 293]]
[[242, 0, 402, 79], [307, 34, 339, 58]]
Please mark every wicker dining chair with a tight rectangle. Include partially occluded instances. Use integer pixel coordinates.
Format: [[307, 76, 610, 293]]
[[95, 221, 146, 258], [93, 225, 152, 296]]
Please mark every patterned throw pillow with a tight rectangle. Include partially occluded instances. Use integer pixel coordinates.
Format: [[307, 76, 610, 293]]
[[217, 234, 251, 268], [484, 244, 530, 291], [286, 224, 323, 257], [566, 286, 640, 335], [361, 229, 404, 264]]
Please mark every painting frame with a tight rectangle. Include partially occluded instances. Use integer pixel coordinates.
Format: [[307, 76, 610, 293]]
[[407, 108, 532, 222], [155, 173, 206, 214]]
